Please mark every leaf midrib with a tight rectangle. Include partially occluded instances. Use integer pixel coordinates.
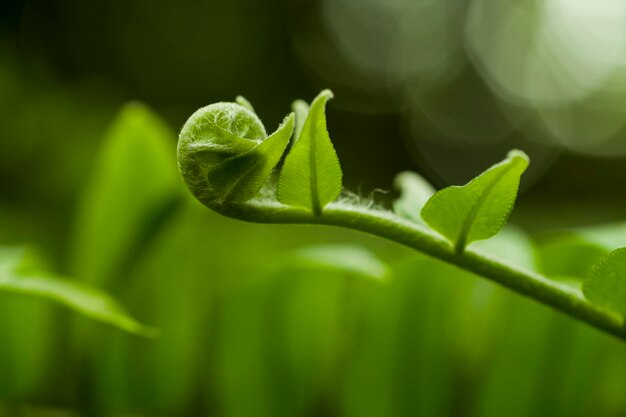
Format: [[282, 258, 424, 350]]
[[454, 162, 517, 253], [309, 122, 321, 216]]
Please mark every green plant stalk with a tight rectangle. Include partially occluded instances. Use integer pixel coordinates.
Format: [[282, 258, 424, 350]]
[[214, 198, 626, 341]]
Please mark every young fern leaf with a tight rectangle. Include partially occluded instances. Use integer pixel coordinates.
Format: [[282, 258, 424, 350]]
[[583, 248, 626, 316], [277, 90, 342, 215], [0, 274, 157, 336], [421, 150, 529, 253], [178, 100, 294, 206], [393, 171, 436, 224], [0, 247, 155, 336], [290, 244, 390, 281]]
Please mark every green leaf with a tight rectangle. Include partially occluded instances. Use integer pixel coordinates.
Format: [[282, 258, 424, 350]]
[[421, 150, 529, 253], [537, 235, 608, 280], [472, 226, 537, 271], [0, 247, 155, 336], [393, 171, 436, 224], [572, 221, 626, 251], [278, 90, 343, 215], [291, 99, 309, 142], [290, 244, 390, 281], [207, 113, 295, 202], [71, 102, 182, 288], [583, 248, 626, 316], [0, 275, 157, 337]]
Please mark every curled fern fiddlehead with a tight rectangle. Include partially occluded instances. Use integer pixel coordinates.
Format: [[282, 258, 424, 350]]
[[178, 91, 342, 222], [177, 100, 294, 211]]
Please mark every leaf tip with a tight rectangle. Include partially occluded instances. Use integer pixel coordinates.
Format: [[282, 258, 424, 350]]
[[235, 95, 255, 112], [292, 99, 309, 111], [136, 325, 161, 339], [118, 319, 160, 338], [315, 89, 334, 103], [507, 149, 530, 168], [393, 171, 418, 190], [321, 88, 334, 97], [284, 111, 296, 126]]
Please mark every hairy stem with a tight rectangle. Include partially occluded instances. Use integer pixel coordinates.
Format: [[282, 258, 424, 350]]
[[215, 198, 626, 341]]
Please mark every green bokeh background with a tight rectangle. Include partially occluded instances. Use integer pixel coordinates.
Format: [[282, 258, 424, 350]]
[[0, 0, 625, 416]]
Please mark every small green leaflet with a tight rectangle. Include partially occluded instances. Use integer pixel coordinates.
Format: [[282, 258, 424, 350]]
[[0, 248, 156, 336], [290, 244, 390, 281], [72, 102, 182, 288], [538, 236, 607, 281], [278, 90, 342, 215], [472, 226, 537, 271], [393, 171, 436, 224], [583, 248, 626, 316], [208, 113, 295, 203], [421, 150, 529, 253]]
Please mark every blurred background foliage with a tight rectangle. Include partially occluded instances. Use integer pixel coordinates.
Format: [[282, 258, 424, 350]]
[[0, 0, 625, 416]]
